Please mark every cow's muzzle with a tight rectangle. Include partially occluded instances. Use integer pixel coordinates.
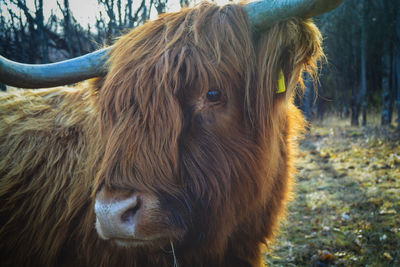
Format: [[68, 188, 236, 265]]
[[94, 187, 162, 247]]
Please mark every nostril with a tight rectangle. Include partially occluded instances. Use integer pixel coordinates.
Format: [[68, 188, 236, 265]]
[[121, 197, 142, 224]]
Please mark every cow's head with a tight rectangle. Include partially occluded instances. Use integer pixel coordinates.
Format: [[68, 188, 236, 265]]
[[92, 1, 332, 252], [0, 0, 344, 256], [94, 4, 263, 250]]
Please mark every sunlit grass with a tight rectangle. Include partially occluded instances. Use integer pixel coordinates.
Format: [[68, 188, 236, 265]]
[[264, 118, 400, 266]]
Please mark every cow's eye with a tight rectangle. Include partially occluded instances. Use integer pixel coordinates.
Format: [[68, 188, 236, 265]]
[[206, 90, 221, 102]]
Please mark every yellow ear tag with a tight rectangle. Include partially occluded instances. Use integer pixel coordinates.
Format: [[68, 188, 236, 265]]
[[276, 69, 286, 94]]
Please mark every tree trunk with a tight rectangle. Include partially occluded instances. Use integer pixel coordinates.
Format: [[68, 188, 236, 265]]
[[360, 1, 367, 126], [350, 11, 360, 127], [397, 57, 400, 129], [36, 0, 48, 63], [381, 42, 391, 125], [351, 87, 360, 126], [63, 0, 73, 56], [390, 45, 396, 122], [117, 0, 122, 29], [396, 8, 400, 130], [17, 14, 27, 61], [303, 74, 313, 122], [343, 88, 350, 118], [126, 0, 133, 28], [393, 5, 400, 130], [73, 23, 82, 55]]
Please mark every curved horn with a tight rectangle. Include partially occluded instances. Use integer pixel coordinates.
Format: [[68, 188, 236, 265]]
[[245, 0, 345, 32], [0, 47, 110, 88]]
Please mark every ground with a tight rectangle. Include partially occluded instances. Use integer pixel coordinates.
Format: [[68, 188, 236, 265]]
[[264, 117, 400, 267]]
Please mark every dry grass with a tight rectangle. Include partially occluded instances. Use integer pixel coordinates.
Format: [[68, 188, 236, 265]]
[[264, 117, 400, 266]]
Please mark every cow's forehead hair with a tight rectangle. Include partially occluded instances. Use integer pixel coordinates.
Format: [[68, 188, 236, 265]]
[[96, 2, 256, 194], [106, 1, 255, 99]]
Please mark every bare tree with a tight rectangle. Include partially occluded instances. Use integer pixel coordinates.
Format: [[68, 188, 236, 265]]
[[397, 7, 400, 130], [58, 0, 73, 56], [35, 0, 48, 62]]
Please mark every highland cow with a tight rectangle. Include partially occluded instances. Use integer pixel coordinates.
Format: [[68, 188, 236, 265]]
[[0, 1, 343, 266]]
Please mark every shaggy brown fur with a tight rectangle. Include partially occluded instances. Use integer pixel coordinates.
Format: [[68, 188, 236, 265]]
[[0, 2, 323, 266]]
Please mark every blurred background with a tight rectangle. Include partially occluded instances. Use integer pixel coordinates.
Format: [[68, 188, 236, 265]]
[[1, 0, 399, 266]]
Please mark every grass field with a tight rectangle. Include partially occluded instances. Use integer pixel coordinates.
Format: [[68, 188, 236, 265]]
[[264, 118, 400, 267]]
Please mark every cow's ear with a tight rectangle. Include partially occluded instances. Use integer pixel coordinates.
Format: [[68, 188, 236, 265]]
[[248, 18, 323, 135], [255, 18, 323, 98]]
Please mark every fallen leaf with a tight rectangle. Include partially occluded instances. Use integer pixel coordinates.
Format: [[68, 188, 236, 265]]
[[383, 252, 392, 260], [319, 250, 335, 261]]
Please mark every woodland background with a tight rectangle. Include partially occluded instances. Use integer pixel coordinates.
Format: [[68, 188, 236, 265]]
[[0, 0, 399, 266]]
